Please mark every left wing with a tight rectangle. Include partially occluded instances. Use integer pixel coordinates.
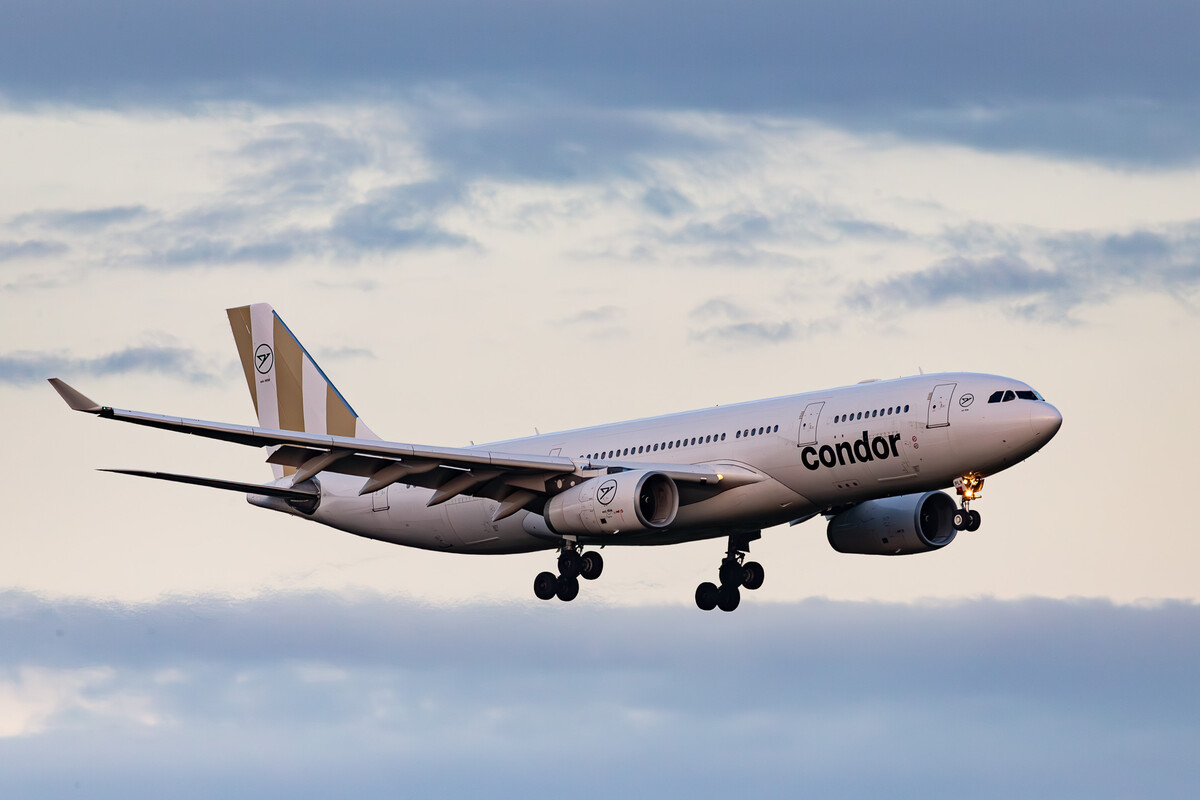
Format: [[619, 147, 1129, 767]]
[[50, 379, 752, 520]]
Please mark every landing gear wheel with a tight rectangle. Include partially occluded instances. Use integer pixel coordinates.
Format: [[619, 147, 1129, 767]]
[[580, 551, 604, 581], [533, 571, 558, 601], [953, 509, 970, 531], [558, 550, 581, 579], [556, 574, 580, 602], [719, 559, 743, 587], [967, 510, 982, 532], [742, 561, 765, 591], [695, 582, 719, 611], [717, 584, 741, 612]]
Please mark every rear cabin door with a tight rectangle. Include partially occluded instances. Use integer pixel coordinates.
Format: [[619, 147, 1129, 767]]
[[798, 402, 825, 446], [926, 383, 956, 429]]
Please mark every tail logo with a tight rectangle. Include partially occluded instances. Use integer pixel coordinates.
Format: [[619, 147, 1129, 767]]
[[255, 344, 274, 374]]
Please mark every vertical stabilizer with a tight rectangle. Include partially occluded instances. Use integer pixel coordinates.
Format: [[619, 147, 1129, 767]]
[[227, 304, 378, 477]]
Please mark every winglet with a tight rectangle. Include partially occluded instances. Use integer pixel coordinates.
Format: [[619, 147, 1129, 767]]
[[47, 378, 103, 413]]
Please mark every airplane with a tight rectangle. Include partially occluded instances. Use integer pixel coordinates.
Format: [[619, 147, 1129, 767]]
[[49, 303, 1063, 611]]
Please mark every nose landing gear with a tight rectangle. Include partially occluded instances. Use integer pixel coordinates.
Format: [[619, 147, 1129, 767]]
[[953, 474, 984, 532], [696, 533, 764, 612], [533, 543, 604, 602]]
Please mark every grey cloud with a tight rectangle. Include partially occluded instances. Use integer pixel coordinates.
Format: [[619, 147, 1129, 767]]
[[848, 224, 1200, 320], [415, 104, 717, 183], [13, 205, 149, 232], [846, 255, 1069, 311], [329, 181, 473, 253], [0, 239, 68, 261], [2, 0, 1198, 164], [558, 306, 625, 326], [690, 298, 748, 321], [693, 321, 797, 343], [146, 238, 298, 267], [0, 346, 219, 385], [641, 186, 695, 218], [687, 298, 835, 345], [0, 592, 1197, 798], [233, 122, 374, 199]]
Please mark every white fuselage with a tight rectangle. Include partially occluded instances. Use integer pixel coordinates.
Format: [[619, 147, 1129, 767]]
[[286, 373, 1061, 554]]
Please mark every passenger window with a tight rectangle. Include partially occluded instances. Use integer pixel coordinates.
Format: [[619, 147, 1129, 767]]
[[758, 427, 764, 435], [887, 407, 892, 415], [720, 433, 726, 441], [773, 424, 779, 432], [903, 405, 909, 412], [736, 430, 741, 438], [653, 443, 658, 451]]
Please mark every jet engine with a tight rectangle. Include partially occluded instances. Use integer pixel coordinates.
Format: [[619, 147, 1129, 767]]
[[545, 470, 679, 535], [826, 491, 958, 555]]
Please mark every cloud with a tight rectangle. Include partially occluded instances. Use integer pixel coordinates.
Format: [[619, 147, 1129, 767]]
[[329, 180, 474, 253], [847, 223, 1200, 321], [1, 0, 1197, 163], [0, 346, 220, 385], [0, 592, 1197, 797], [0, 240, 67, 261], [231, 122, 375, 200], [688, 297, 839, 345], [12, 205, 149, 232]]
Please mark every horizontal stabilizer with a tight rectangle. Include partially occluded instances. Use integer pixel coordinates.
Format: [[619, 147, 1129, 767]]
[[100, 469, 318, 499]]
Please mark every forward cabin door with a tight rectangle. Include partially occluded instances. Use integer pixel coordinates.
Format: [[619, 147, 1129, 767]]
[[926, 383, 956, 429], [798, 402, 825, 446]]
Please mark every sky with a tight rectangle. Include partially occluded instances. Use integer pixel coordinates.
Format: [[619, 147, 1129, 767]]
[[2, 1, 1199, 795]]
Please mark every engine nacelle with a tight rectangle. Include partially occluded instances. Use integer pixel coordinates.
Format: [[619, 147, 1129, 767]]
[[826, 491, 958, 555], [545, 470, 679, 536]]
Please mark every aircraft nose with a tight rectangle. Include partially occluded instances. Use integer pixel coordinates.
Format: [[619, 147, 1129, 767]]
[[1030, 402, 1063, 441]]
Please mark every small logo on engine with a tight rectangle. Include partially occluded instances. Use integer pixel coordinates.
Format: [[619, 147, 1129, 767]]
[[255, 344, 274, 374], [597, 479, 617, 505]]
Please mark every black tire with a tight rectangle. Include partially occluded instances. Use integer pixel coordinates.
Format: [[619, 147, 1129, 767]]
[[718, 558, 743, 587], [742, 561, 765, 591], [717, 584, 741, 612], [953, 509, 969, 531], [695, 582, 719, 611], [558, 550, 581, 579], [534, 571, 558, 600], [556, 574, 580, 602], [535, 568, 556, 599], [580, 551, 604, 581], [967, 510, 982, 532]]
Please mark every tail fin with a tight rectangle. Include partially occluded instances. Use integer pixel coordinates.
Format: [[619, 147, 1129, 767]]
[[226, 304, 378, 477]]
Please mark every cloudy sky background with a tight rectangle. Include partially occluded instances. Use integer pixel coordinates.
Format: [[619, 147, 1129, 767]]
[[2, 0, 1199, 795]]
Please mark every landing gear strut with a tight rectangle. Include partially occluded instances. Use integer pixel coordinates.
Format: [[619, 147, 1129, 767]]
[[953, 474, 984, 532], [534, 542, 604, 602], [696, 533, 764, 612]]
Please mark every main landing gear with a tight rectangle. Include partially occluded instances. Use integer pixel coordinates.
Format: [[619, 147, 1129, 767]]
[[534, 543, 604, 602], [695, 534, 764, 613], [953, 474, 984, 532]]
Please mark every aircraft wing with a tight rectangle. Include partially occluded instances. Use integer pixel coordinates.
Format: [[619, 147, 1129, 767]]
[[50, 379, 751, 519]]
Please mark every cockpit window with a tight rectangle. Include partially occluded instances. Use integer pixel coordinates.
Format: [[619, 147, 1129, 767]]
[[990, 388, 1045, 403]]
